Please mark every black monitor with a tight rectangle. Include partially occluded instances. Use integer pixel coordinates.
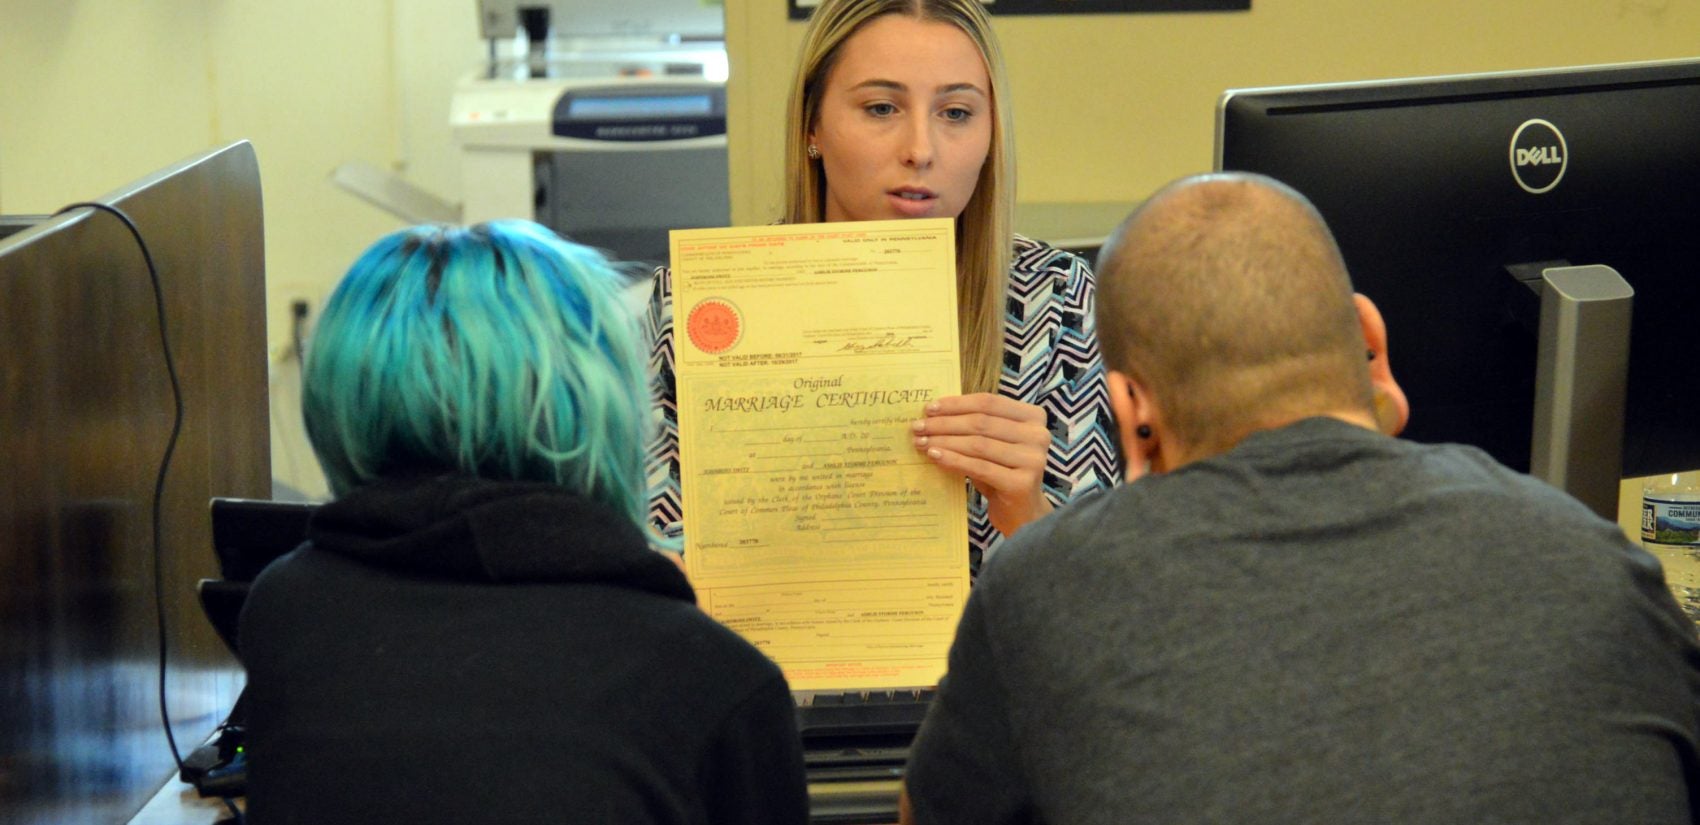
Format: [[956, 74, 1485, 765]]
[[1216, 59, 1700, 514], [0, 142, 269, 823]]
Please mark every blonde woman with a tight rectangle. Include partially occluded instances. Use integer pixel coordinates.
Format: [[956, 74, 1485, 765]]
[[646, 0, 1118, 572]]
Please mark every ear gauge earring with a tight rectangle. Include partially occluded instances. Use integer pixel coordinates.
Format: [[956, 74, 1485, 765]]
[[1367, 349, 1376, 361], [1136, 424, 1152, 439], [806, 144, 820, 159]]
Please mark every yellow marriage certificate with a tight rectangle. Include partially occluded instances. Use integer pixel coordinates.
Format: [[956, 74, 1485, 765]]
[[670, 218, 969, 692]]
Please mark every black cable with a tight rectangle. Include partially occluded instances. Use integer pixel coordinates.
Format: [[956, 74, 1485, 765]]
[[52, 201, 243, 823]]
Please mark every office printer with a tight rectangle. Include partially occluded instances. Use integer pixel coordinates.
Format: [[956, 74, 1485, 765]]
[[453, 1, 730, 266]]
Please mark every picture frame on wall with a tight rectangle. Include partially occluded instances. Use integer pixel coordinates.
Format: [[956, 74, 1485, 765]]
[[787, 0, 1250, 20]]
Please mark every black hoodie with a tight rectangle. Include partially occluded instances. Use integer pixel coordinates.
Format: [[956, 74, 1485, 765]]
[[238, 475, 808, 824]]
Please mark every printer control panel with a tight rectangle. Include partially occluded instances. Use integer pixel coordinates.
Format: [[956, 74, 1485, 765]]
[[553, 84, 727, 141]]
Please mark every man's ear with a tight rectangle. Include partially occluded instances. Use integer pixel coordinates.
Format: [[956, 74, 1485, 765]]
[[1106, 369, 1158, 482], [1355, 293, 1409, 436]]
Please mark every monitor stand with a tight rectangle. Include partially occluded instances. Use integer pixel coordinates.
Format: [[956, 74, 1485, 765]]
[[1508, 262, 1634, 519]]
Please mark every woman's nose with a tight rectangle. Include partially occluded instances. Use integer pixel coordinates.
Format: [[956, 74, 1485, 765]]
[[901, 118, 935, 169]]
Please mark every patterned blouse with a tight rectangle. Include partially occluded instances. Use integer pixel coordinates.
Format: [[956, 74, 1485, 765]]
[[644, 234, 1120, 574]]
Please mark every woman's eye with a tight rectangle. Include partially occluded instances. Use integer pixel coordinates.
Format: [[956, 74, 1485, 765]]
[[865, 102, 897, 117], [941, 107, 974, 123]]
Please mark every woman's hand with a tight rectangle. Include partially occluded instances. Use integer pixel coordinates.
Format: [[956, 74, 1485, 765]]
[[913, 393, 1052, 537]]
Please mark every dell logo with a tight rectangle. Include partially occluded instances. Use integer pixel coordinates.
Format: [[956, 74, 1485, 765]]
[[1510, 118, 1567, 194]]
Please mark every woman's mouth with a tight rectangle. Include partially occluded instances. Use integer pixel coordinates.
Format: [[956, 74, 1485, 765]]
[[887, 187, 939, 216]]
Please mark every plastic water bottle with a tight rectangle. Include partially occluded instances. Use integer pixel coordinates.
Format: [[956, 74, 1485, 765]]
[[1642, 472, 1700, 546]]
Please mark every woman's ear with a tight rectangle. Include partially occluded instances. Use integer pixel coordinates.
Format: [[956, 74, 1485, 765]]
[[1355, 293, 1409, 436]]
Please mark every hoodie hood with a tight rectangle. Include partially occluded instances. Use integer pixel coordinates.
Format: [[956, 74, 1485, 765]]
[[308, 475, 693, 604]]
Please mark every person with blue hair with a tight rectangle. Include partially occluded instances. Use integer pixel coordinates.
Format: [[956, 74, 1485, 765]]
[[238, 220, 809, 824]]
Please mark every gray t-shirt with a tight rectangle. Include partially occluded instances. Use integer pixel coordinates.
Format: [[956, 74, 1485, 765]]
[[906, 417, 1700, 824]]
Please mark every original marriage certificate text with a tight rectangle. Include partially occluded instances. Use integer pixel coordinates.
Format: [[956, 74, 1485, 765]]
[[669, 218, 969, 691]]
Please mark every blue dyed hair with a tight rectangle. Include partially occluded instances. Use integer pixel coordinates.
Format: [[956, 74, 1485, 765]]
[[302, 220, 652, 530]]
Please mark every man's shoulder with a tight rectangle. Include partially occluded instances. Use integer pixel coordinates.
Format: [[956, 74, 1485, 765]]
[[1401, 438, 1604, 520], [980, 485, 1138, 585], [1295, 431, 1639, 574]]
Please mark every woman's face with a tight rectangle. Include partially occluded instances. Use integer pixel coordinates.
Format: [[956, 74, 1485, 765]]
[[808, 15, 993, 223]]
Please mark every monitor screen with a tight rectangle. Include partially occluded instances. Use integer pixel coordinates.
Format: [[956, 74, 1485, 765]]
[[1216, 59, 1700, 480]]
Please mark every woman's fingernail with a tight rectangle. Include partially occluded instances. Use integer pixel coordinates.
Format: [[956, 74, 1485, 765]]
[[912, 419, 926, 432], [927, 448, 942, 460]]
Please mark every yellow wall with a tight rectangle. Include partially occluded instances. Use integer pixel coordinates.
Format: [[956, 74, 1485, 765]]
[[1, 0, 483, 498], [199, 0, 483, 497], [724, 0, 1700, 223], [0, 3, 217, 211]]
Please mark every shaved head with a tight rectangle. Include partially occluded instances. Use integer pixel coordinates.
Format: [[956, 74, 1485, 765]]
[[1095, 173, 1373, 456]]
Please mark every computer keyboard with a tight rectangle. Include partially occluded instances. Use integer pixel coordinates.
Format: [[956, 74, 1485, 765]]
[[795, 689, 934, 738], [797, 691, 930, 823]]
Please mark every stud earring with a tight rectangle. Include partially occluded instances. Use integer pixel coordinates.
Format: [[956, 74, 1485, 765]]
[[1136, 424, 1152, 439], [807, 144, 820, 159]]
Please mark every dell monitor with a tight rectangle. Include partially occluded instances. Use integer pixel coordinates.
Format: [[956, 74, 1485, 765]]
[[1216, 59, 1700, 516]]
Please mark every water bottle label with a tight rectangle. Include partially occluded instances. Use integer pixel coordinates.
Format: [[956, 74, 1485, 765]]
[[1643, 496, 1700, 545]]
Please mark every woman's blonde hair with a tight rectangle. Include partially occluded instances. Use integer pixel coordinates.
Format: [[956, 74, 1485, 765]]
[[783, 0, 1014, 394]]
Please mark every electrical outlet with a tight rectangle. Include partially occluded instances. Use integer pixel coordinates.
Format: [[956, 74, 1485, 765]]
[[273, 297, 314, 365]]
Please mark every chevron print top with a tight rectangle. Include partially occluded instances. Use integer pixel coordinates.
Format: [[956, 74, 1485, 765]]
[[643, 234, 1120, 575]]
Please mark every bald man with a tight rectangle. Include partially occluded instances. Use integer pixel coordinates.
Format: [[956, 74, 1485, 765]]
[[901, 173, 1700, 825]]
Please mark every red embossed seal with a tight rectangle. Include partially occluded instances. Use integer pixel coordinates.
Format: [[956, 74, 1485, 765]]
[[685, 298, 742, 354]]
